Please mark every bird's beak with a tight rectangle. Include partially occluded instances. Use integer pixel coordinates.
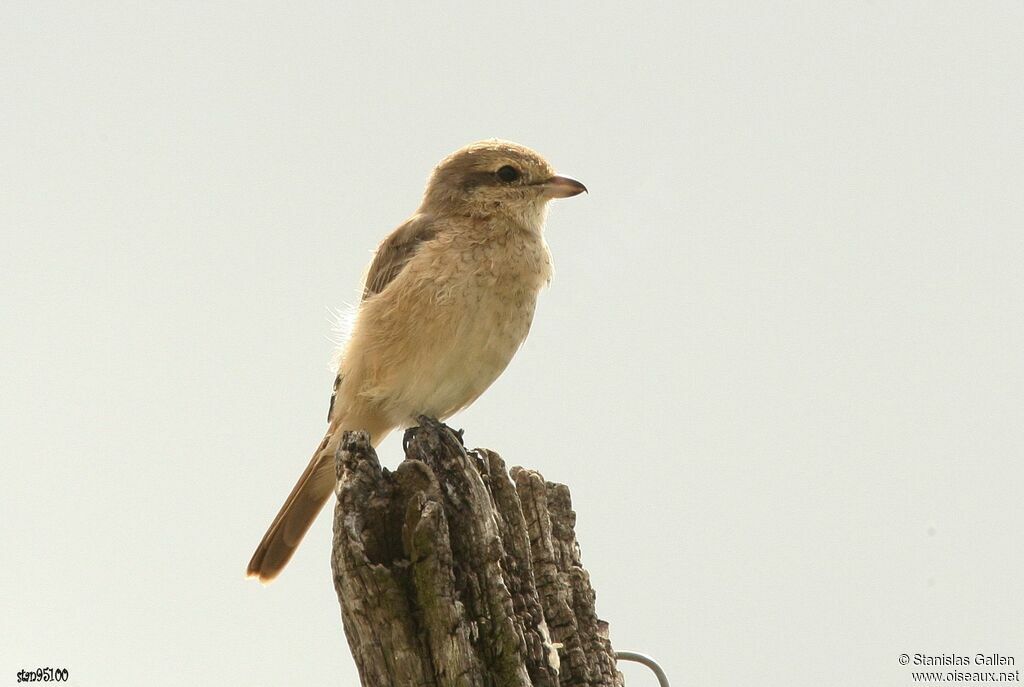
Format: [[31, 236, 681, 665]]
[[539, 175, 588, 199]]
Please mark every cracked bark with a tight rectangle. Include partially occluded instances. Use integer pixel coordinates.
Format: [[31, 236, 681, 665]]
[[331, 417, 624, 687]]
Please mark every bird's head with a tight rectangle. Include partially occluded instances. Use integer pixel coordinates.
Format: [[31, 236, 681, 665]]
[[420, 139, 586, 228]]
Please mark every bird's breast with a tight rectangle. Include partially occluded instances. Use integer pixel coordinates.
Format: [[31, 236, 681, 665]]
[[363, 227, 551, 420], [443, 228, 551, 354]]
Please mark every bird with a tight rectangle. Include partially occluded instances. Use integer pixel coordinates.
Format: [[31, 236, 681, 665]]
[[246, 139, 587, 583]]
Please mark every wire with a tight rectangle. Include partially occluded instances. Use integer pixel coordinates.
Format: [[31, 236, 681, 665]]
[[615, 651, 671, 687]]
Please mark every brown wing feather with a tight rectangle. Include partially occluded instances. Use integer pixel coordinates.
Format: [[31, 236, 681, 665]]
[[363, 213, 437, 299], [327, 214, 436, 421]]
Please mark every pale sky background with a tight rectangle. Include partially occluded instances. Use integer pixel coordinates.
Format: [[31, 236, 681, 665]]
[[2, 2, 1023, 685]]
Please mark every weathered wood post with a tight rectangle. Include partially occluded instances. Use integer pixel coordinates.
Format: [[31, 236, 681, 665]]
[[331, 417, 624, 687]]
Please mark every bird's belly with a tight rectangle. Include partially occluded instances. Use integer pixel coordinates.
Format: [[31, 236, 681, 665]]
[[386, 282, 535, 422], [430, 289, 537, 416]]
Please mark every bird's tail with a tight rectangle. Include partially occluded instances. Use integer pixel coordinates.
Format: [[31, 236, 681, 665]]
[[246, 409, 392, 583], [246, 431, 339, 584]]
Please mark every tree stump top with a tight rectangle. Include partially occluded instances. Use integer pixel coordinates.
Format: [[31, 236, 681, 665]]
[[331, 418, 623, 687]]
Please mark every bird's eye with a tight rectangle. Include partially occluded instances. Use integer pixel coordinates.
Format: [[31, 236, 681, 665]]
[[496, 165, 520, 183]]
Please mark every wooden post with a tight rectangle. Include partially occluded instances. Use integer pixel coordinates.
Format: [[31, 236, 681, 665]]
[[331, 417, 623, 687]]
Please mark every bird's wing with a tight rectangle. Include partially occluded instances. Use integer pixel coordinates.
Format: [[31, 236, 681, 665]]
[[362, 213, 437, 299], [328, 214, 436, 422]]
